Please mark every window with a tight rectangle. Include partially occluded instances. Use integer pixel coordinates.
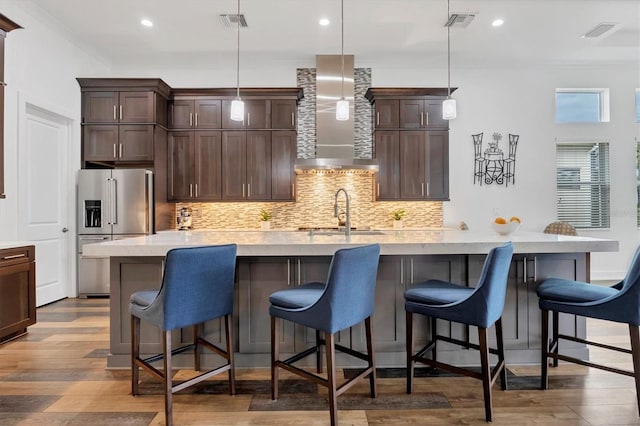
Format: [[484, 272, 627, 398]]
[[556, 141, 610, 228], [555, 88, 610, 123], [636, 89, 640, 123]]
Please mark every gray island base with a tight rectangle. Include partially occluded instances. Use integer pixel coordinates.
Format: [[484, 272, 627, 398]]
[[82, 230, 618, 369]]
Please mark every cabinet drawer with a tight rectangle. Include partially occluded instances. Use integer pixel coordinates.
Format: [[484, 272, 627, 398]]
[[0, 246, 34, 267]]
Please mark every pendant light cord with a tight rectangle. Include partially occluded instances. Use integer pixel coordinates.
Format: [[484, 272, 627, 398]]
[[340, 0, 345, 101], [447, 0, 451, 99], [236, 0, 241, 100]]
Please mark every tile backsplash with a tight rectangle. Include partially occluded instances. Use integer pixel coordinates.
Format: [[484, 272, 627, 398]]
[[176, 174, 443, 230]]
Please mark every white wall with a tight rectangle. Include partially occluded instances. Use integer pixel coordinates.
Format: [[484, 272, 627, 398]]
[[2, 2, 637, 280], [0, 1, 110, 241]]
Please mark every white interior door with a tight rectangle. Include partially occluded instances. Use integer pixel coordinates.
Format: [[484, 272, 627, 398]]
[[19, 98, 72, 306]]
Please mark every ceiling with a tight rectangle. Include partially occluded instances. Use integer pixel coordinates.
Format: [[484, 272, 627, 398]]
[[21, 0, 640, 69]]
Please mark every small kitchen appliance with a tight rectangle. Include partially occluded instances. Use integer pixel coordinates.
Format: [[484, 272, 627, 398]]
[[177, 207, 192, 230]]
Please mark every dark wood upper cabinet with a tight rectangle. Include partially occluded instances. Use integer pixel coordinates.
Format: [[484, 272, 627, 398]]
[[169, 98, 222, 129], [271, 131, 296, 200], [271, 100, 297, 130], [0, 14, 22, 199], [221, 99, 269, 129], [366, 88, 452, 201], [221, 131, 271, 200]]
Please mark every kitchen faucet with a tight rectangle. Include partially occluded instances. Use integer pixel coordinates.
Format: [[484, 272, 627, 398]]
[[334, 188, 351, 238]]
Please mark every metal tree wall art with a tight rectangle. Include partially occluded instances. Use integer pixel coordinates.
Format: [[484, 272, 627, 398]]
[[472, 132, 519, 186]]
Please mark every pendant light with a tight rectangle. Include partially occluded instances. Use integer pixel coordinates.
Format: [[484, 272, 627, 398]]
[[230, 0, 244, 121], [335, 0, 349, 121], [442, 0, 457, 120]]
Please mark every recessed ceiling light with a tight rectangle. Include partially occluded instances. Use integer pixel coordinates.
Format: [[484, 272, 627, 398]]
[[492, 18, 504, 27], [319, 18, 330, 26], [141, 18, 153, 28]]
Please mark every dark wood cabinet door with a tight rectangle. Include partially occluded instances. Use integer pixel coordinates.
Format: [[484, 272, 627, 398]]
[[271, 100, 296, 130], [400, 131, 426, 199], [374, 100, 399, 129], [194, 131, 222, 200], [119, 91, 154, 123], [246, 131, 271, 200], [83, 91, 119, 123], [271, 131, 296, 200], [424, 100, 448, 130], [245, 100, 269, 129], [0, 246, 36, 343], [118, 125, 154, 161], [194, 99, 222, 129], [399, 99, 425, 129], [221, 131, 247, 200], [168, 132, 194, 200], [83, 125, 118, 161], [169, 100, 194, 129], [374, 131, 400, 200], [425, 131, 449, 200]]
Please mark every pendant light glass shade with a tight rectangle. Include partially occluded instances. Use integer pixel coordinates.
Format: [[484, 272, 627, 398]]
[[230, 0, 244, 121], [336, 98, 349, 121], [230, 99, 245, 121], [442, 98, 456, 120]]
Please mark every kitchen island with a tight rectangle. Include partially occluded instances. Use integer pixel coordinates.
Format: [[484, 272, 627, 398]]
[[83, 229, 618, 368]]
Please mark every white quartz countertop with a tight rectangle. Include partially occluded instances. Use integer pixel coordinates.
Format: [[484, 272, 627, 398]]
[[0, 242, 33, 250], [81, 229, 619, 257]]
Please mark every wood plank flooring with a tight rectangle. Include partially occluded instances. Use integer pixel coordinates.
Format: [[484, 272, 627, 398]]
[[0, 297, 639, 425]]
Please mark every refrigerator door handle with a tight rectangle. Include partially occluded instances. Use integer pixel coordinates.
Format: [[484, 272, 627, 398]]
[[105, 178, 112, 225], [111, 178, 118, 225]]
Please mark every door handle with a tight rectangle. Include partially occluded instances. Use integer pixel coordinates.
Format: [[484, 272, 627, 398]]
[[62, 227, 69, 233]]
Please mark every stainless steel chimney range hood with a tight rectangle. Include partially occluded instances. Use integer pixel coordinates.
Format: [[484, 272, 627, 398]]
[[294, 55, 378, 174]]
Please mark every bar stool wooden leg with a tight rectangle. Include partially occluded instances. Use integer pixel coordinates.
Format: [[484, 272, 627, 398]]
[[131, 315, 140, 396], [629, 325, 640, 417], [552, 311, 559, 367], [495, 318, 508, 391], [225, 315, 236, 395], [316, 329, 323, 373], [271, 316, 279, 401], [163, 330, 173, 426], [325, 332, 338, 426], [431, 317, 437, 364], [406, 311, 414, 394], [365, 317, 377, 398], [478, 327, 493, 422], [541, 309, 549, 390], [193, 323, 201, 372]]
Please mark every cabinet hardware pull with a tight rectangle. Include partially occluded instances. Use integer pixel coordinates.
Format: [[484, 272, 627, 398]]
[[400, 258, 404, 285], [426, 182, 430, 197], [119, 105, 123, 120], [523, 257, 528, 285], [119, 144, 123, 158], [377, 183, 380, 197], [113, 144, 117, 159], [376, 112, 380, 126], [3, 253, 26, 260], [190, 184, 193, 197], [242, 184, 245, 198], [425, 111, 429, 126], [421, 183, 425, 197], [247, 183, 251, 198], [247, 113, 251, 127], [297, 259, 301, 286], [420, 112, 424, 126], [287, 259, 291, 286], [0, 80, 7, 86], [533, 256, 538, 282], [113, 105, 117, 121], [410, 258, 414, 284], [195, 113, 198, 127], [195, 183, 198, 197], [189, 113, 193, 127], [291, 112, 295, 127], [292, 183, 295, 197]]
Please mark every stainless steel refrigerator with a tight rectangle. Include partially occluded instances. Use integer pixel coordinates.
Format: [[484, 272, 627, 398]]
[[77, 169, 154, 297]]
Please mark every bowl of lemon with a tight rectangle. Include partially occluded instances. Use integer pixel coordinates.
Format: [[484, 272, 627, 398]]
[[492, 216, 521, 235]]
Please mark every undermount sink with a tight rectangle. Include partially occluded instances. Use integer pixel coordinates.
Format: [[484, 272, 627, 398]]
[[297, 227, 384, 236]]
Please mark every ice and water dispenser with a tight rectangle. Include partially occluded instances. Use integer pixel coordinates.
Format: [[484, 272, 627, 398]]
[[84, 200, 102, 228]]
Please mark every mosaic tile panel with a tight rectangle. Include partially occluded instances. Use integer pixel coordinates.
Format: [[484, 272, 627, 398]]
[[176, 174, 442, 230], [354, 68, 372, 159]]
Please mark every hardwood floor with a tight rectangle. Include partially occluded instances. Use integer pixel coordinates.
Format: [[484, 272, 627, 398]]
[[0, 297, 639, 425]]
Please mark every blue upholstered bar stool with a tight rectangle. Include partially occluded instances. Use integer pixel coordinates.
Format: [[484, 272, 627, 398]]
[[537, 245, 640, 416], [405, 242, 514, 422], [129, 244, 237, 426], [269, 244, 381, 426]]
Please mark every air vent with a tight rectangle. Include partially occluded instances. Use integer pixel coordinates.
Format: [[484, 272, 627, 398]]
[[581, 23, 619, 38], [445, 13, 475, 28], [219, 14, 248, 28]]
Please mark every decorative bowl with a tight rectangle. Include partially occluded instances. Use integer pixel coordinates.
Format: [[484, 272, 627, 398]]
[[491, 221, 520, 236]]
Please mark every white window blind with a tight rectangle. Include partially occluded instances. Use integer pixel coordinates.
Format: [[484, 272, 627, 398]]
[[556, 142, 610, 228]]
